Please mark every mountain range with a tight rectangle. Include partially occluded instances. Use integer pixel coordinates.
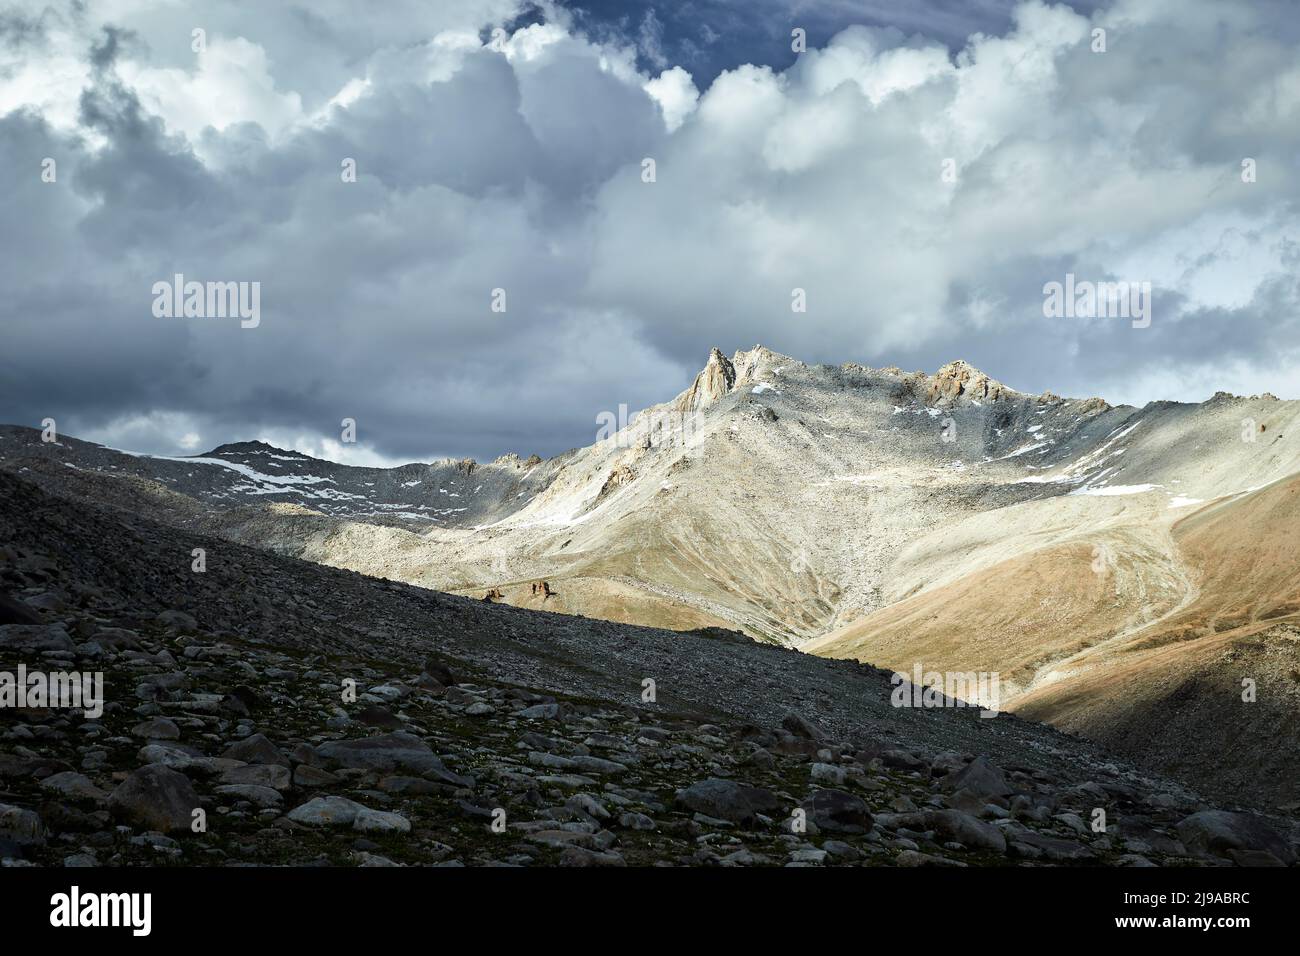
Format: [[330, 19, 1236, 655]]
[[4, 345, 1299, 809]]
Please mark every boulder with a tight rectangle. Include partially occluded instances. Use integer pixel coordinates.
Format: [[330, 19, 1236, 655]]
[[0, 803, 45, 846], [155, 610, 198, 630], [518, 703, 559, 720], [357, 705, 405, 730], [881, 749, 926, 771], [287, 796, 365, 827], [0, 593, 43, 625], [108, 765, 201, 834], [676, 778, 779, 827], [222, 734, 289, 767], [0, 624, 75, 653], [939, 756, 1011, 798], [294, 765, 342, 788], [38, 771, 107, 804], [131, 717, 181, 741], [137, 743, 217, 774], [421, 657, 458, 687], [219, 764, 291, 791], [1175, 811, 1295, 864], [781, 711, 825, 740], [925, 809, 1007, 853], [801, 789, 872, 833], [353, 807, 411, 833], [315, 732, 444, 775], [1008, 832, 1097, 863]]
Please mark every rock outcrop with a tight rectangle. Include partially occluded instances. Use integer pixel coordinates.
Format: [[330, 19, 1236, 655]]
[[597, 465, 636, 501], [674, 347, 736, 412], [924, 360, 1013, 405]]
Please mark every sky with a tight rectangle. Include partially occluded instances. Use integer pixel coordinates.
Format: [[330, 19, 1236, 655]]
[[2, 0, 1299, 465]]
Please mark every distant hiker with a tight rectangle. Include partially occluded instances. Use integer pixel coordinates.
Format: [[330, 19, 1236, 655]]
[[540, 581, 553, 598]]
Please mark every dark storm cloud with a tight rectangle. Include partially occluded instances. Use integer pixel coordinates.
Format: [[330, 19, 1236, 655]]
[[0, 6, 684, 462]]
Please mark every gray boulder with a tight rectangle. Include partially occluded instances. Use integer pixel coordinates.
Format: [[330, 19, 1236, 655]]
[[1176, 811, 1295, 864], [781, 711, 825, 740], [287, 796, 365, 827], [131, 717, 181, 741], [39, 771, 107, 804], [0, 624, 75, 653], [939, 756, 1011, 798], [108, 765, 201, 834], [925, 809, 1007, 853], [219, 763, 291, 791], [353, 807, 411, 833], [315, 732, 444, 775], [676, 778, 779, 827], [421, 657, 458, 686], [801, 789, 872, 833], [0, 593, 43, 625], [0, 803, 45, 846], [222, 733, 289, 767]]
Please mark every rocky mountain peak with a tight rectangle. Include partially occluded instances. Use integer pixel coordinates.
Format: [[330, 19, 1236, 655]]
[[924, 360, 1014, 405], [205, 440, 301, 458], [730, 344, 795, 384], [674, 347, 737, 412]]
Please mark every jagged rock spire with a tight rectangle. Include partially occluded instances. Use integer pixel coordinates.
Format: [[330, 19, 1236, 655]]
[[674, 347, 737, 412]]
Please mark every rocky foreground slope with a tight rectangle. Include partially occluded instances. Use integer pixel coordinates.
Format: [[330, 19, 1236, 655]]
[[2, 470, 1298, 867]]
